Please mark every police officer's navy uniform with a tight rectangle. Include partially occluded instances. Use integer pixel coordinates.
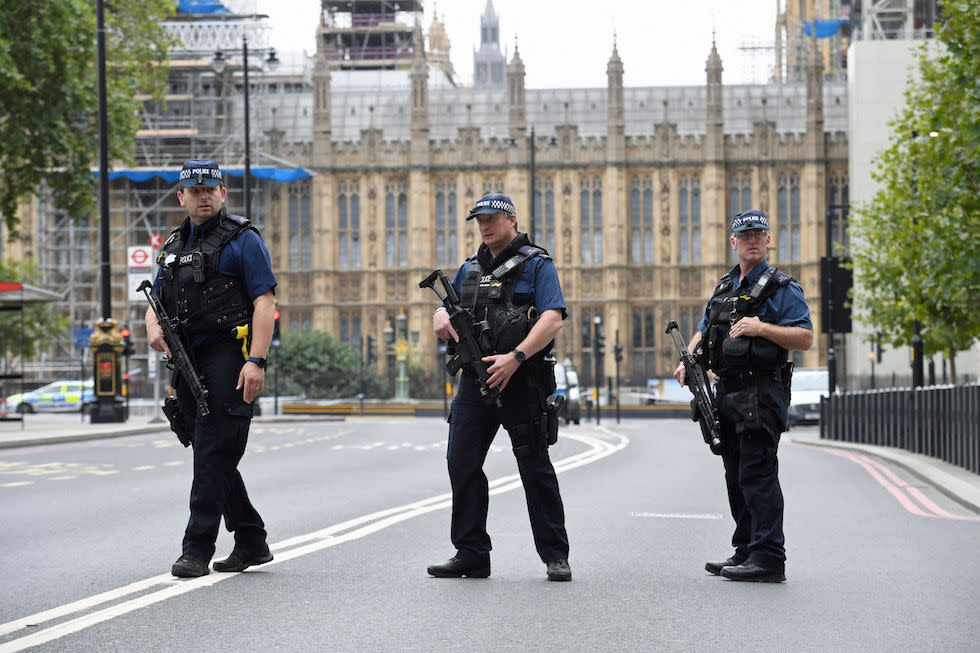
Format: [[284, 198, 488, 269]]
[[697, 256, 811, 576], [154, 202, 277, 568], [442, 232, 570, 572]]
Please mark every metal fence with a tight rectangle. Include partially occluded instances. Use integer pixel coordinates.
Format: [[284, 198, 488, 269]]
[[821, 383, 980, 474]]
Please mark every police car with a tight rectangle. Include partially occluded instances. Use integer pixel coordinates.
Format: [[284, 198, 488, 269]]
[[6, 380, 94, 414]]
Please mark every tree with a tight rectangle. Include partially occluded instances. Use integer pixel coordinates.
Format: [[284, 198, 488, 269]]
[[850, 2, 980, 382], [0, 260, 69, 375], [276, 331, 388, 399], [0, 0, 175, 234]]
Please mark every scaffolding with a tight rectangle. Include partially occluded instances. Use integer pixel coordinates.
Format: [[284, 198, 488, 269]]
[[32, 8, 312, 366]]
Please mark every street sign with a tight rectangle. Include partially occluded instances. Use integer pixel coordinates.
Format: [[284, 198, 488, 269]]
[[149, 233, 163, 249], [128, 246, 154, 303], [73, 327, 95, 350]]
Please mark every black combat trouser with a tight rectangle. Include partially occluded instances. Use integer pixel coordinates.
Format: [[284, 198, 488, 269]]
[[175, 340, 267, 562], [446, 372, 569, 565], [717, 379, 787, 571]]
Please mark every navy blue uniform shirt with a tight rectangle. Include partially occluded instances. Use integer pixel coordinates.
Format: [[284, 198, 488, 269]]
[[697, 258, 811, 333]]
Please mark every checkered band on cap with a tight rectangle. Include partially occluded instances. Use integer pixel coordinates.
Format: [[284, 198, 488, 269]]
[[731, 210, 769, 233], [466, 193, 516, 219]]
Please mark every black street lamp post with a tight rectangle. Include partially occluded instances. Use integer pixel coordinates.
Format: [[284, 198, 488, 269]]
[[90, 0, 125, 423], [213, 38, 278, 219]]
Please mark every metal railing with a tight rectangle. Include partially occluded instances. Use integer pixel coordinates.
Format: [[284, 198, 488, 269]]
[[821, 383, 980, 474]]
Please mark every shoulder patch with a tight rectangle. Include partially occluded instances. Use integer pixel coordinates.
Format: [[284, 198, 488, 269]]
[[773, 270, 793, 287]]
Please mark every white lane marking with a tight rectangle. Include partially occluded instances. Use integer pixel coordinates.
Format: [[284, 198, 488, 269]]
[[0, 427, 628, 651], [630, 513, 724, 520]]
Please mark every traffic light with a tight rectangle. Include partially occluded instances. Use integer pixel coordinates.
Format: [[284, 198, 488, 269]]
[[820, 256, 853, 334], [271, 309, 281, 347], [366, 334, 376, 366], [596, 326, 606, 357], [875, 332, 884, 364], [120, 326, 135, 357], [614, 343, 623, 363]]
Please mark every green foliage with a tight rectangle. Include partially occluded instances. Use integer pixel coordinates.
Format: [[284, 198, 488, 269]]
[[850, 2, 980, 374], [0, 0, 176, 233], [274, 330, 388, 399], [0, 260, 69, 373], [408, 362, 449, 400]]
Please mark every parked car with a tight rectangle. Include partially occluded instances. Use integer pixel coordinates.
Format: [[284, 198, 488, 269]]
[[6, 380, 94, 414], [554, 361, 581, 425], [787, 367, 829, 427]]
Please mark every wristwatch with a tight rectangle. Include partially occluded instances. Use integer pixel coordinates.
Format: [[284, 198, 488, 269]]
[[512, 349, 526, 363], [247, 356, 268, 369]]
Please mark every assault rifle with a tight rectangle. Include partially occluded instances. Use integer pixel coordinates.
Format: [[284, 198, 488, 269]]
[[419, 269, 502, 408], [138, 280, 209, 447], [665, 320, 723, 455]]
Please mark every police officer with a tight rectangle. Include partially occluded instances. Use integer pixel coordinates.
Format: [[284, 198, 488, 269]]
[[428, 193, 572, 582], [146, 160, 277, 578], [674, 209, 813, 582]]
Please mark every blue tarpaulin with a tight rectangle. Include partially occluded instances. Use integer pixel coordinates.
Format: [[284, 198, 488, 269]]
[[175, 0, 230, 14], [804, 18, 849, 38], [95, 167, 314, 184]]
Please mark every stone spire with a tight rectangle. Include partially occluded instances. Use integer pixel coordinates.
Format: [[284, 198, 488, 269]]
[[704, 36, 724, 162], [427, 4, 453, 79], [410, 18, 429, 164], [312, 36, 332, 163], [474, 0, 506, 87], [804, 33, 825, 159], [606, 36, 625, 161], [507, 38, 526, 139]]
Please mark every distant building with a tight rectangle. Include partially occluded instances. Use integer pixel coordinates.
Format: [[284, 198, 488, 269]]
[[9, 0, 851, 391]]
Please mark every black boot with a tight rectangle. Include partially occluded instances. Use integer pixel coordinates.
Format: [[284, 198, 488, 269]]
[[427, 556, 490, 578]]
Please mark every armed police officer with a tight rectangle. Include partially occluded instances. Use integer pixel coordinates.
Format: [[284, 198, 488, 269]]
[[674, 209, 812, 583], [427, 193, 572, 582], [146, 160, 277, 578]]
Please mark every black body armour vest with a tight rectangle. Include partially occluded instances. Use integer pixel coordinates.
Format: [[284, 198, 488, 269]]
[[703, 267, 793, 376], [157, 208, 257, 337], [459, 238, 553, 362]]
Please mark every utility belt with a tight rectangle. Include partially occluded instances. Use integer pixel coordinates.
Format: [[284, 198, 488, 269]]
[[716, 364, 793, 395]]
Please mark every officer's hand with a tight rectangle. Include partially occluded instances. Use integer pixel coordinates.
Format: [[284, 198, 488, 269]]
[[237, 362, 265, 404], [673, 362, 686, 386], [146, 323, 171, 357], [731, 315, 763, 339], [433, 308, 459, 343], [483, 352, 521, 391]]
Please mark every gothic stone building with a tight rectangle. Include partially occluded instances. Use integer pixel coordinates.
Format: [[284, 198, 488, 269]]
[[12, 3, 848, 393]]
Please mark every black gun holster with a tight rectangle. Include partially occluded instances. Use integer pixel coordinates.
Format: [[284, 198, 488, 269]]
[[162, 395, 194, 448]]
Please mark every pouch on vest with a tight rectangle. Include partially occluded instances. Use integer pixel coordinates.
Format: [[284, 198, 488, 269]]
[[721, 336, 751, 367]]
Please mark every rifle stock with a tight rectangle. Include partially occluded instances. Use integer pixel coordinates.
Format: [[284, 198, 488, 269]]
[[420, 269, 502, 408], [665, 320, 723, 455], [138, 280, 210, 420]]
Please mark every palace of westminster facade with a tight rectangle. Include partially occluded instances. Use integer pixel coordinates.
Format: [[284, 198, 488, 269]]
[[9, 1, 848, 390]]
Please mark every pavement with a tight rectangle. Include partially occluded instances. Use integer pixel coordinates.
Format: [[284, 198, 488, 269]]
[[1, 411, 978, 514]]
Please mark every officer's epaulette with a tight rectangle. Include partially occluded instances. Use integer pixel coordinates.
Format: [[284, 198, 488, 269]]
[[225, 214, 252, 227], [771, 269, 793, 287], [714, 274, 733, 294], [519, 244, 551, 261]]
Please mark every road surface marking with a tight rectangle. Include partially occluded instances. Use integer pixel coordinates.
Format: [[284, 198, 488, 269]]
[[0, 427, 628, 652]]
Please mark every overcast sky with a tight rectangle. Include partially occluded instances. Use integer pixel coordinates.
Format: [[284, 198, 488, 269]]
[[232, 0, 780, 88]]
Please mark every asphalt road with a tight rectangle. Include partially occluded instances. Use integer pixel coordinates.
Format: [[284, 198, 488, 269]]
[[1, 418, 978, 652]]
